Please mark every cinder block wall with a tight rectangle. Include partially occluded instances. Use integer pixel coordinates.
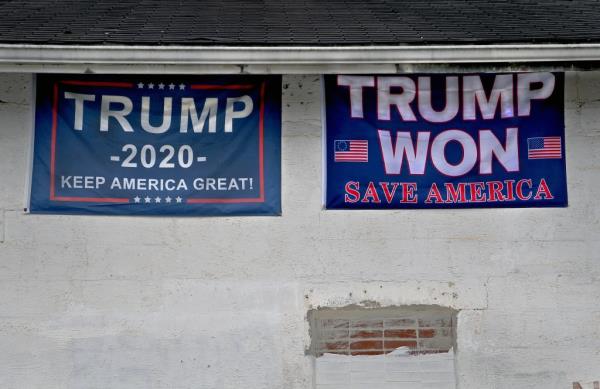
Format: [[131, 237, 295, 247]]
[[0, 72, 598, 389]]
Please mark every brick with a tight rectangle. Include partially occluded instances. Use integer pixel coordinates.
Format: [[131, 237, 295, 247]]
[[418, 329, 436, 338], [350, 340, 383, 350], [320, 329, 349, 340], [350, 330, 382, 339], [384, 340, 418, 350], [323, 341, 348, 351], [384, 329, 417, 338]]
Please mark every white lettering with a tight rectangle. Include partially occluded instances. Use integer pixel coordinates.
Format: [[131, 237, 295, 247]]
[[377, 77, 417, 121], [62, 175, 104, 189], [141, 96, 172, 134], [479, 127, 519, 174], [378, 130, 429, 174], [64, 92, 95, 130], [180, 97, 218, 133], [100, 95, 134, 132], [224, 95, 253, 133], [431, 130, 478, 177], [418, 76, 459, 123], [463, 74, 514, 120], [338, 75, 375, 117], [518, 72, 555, 116]]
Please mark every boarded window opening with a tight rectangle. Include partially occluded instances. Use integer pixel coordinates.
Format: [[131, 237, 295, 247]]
[[308, 305, 457, 356], [309, 306, 458, 389]]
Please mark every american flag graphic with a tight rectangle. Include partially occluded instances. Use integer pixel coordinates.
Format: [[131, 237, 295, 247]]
[[527, 137, 562, 159], [334, 140, 368, 162]]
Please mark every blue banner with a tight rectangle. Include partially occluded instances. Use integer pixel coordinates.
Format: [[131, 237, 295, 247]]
[[324, 73, 567, 209], [30, 74, 281, 216]]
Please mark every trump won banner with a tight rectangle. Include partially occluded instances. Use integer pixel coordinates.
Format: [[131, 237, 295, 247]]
[[324, 73, 567, 209], [29, 75, 281, 216]]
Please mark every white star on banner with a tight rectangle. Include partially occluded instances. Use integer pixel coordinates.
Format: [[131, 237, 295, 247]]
[[165, 196, 172, 203], [144, 196, 151, 203], [169, 83, 175, 90], [158, 83, 165, 90], [137, 82, 144, 89], [133, 196, 141, 203], [155, 196, 161, 203], [176, 196, 183, 203], [179, 83, 186, 90], [148, 83, 155, 89]]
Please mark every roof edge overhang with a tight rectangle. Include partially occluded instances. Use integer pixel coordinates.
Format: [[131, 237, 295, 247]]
[[1, 43, 600, 73]]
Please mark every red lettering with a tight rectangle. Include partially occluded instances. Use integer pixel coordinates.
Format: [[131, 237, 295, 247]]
[[361, 181, 381, 203], [487, 181, 506, 202], [344, 181, 360, 203], [401, 183, 418, 203], [516, 179, 533, 200], [379, 182, 400, 204], [468, 182, 486, 202], [444, 183, 467, 203], [534, 178, 554, 200], [504, 180, 515, 201], [425, 183, 444, 203]]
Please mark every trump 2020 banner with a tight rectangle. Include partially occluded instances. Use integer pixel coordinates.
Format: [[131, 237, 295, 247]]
[[324, 73, 567, 209], [30, 75, 281, 216]]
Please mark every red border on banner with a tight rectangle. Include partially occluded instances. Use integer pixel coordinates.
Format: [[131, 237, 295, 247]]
[[60, 81, 135, 88], [190, 84, 255, 90], [49, 80, 266, 205]]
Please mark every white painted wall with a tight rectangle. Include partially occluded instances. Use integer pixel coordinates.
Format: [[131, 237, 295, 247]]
[[0, 72, 598, 389], [316, 348, 456, 389]]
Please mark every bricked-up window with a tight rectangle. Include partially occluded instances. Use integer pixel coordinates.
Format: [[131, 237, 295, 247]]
[[308, 306, 456, 356], [310, 306, 458, 389]]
